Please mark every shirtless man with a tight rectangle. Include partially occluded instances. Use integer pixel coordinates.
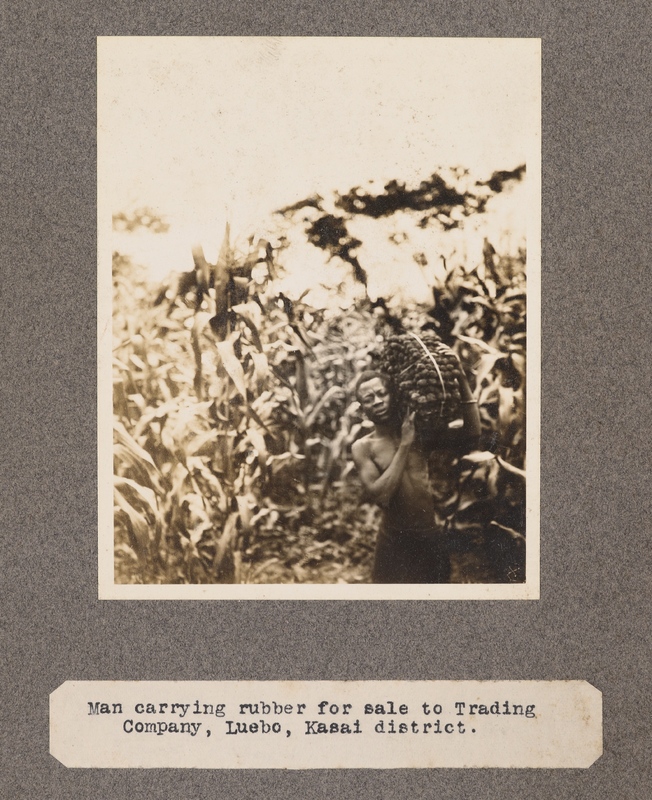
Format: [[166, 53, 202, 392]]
[[352, 361, 481, 583]]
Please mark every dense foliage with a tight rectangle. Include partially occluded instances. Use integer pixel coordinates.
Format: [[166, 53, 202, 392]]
[[113, 171, 527, 585]]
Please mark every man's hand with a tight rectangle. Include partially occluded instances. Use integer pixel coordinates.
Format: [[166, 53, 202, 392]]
[[439, 343, 462, 368], [400, 410, 416, 448], [438, 344, 471, 391]]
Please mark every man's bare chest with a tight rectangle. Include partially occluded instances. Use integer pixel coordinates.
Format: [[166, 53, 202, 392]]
[[369, 438, 428, 478]]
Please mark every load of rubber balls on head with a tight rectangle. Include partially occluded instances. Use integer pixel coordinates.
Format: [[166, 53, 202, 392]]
[[374, 331, 463, 437]]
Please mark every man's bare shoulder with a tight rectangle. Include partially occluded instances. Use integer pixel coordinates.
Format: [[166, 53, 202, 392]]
[[351, 434, 373, 461]]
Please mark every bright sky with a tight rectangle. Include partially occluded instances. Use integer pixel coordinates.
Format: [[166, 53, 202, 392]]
[[99, 37, 540, 293]]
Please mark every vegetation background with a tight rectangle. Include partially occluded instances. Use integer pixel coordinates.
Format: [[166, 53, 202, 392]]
[[112, 165, 527, 585]]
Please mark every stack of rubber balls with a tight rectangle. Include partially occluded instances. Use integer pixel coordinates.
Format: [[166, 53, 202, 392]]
[[376, 331, 463, 445]]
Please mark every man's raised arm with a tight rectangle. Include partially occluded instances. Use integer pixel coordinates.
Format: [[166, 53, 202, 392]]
[[351, 412, 415, 508], [434, 352, 482, 451]]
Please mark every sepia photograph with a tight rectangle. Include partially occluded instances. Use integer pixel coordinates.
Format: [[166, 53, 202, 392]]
[[98, 36, 541, 598]]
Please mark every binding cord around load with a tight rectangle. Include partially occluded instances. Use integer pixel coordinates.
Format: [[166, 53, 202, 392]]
[[408, 331, 447, 417]]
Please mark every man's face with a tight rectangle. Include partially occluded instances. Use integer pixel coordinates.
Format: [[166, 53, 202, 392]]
[[358, 377, 392, 424]]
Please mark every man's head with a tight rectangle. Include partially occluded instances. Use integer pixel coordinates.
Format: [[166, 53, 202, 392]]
[[355, 371, 393, 424]]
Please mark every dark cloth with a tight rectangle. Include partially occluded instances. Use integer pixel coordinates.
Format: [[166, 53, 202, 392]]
[[372, 524, 451, 584]]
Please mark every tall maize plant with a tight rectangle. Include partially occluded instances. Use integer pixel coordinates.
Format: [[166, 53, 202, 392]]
[[421, 244, 527, 582], [113, 229, 380, 584]]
